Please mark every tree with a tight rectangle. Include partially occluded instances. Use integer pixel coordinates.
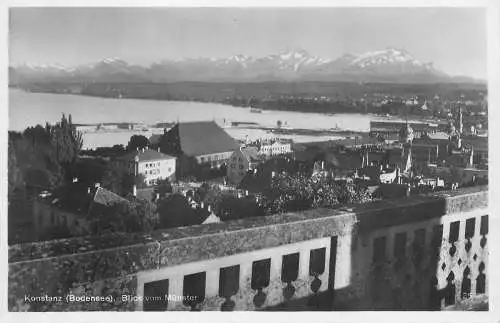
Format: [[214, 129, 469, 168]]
[[154, 178, 173, 198], [157, 194, 207, 229], [66, 158, 108, 186], [262, 172, 372, 215], [90, 198, 158, 235], [216, 196, 266, 221], [46, 114, 83, 170], [8, 139, 22, 196], [102, 167, 145, 196], [126, 135, 149, 151], [41, 224, 73, 241], [276, 120, 283, 128]]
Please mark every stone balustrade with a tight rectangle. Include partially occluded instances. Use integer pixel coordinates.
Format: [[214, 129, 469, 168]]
[[8, 185, 488, 311]]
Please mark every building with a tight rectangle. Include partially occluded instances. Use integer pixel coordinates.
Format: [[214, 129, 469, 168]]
[[379, 167, 398, 184], [32, 183, 129, 239], [251, 139, 292, 158], [227, 146, 260, 185], [370, 121, 442, 140], [121, 148, 177, 186], [158, 121, 239, 177]]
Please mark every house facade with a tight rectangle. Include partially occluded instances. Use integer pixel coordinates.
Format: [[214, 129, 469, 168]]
[[227, 146, 260, 185], [257, 140, 292, 157], [124, 148, 177, 186]]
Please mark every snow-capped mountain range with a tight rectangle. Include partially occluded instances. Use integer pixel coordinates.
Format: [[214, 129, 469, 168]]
[[9, 48, 478, 84]]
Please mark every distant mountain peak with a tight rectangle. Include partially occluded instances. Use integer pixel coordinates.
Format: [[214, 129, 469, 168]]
[[9, 47, 465, 84], [99, 57, 127, 65]]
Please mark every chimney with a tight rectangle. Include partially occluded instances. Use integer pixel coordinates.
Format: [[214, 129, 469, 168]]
[[87, 187, 91, 194], [142, 147, 145, 153], [133, 185, 137, 197], [207, 205, 211, 212], [94, 182, 100, 188], [136, 147, 139, 152], [271, 171, 276, 178], [201, 201, 204, 209], [158, 147, 160, 152], [245, 190, 249, 196], [156, 193, 160, 201]]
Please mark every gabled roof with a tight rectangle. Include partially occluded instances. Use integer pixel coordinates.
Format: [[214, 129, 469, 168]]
[[124, 148, 176, 162], [426, 132, 449, 140], [42, 184, 128, 217], [93, 186, 128, 206], [202, 212, 221, 224], [167, 121, 239, 156]]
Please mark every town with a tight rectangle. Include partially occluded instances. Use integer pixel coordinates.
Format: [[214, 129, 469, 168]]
[[8, 95, 488, 244], [7, 7, 490, 313]]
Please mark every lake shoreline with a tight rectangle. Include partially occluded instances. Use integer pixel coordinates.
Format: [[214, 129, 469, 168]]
[[11, 87, 447, 124]]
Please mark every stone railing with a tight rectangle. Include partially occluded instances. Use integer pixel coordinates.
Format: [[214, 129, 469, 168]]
[[8, 186, 488, 311]]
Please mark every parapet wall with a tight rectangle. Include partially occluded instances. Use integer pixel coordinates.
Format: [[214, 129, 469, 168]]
[[9, 186, 489, 311]]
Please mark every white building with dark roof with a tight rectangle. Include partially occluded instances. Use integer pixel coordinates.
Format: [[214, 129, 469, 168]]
[[123, 148, 177, 186]]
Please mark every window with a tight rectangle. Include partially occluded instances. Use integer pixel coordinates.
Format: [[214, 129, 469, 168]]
[[480, 215, 488, 235], [282, 253, 300, 283], [143, 279, 169, 311], [219, 265, 240, 298], [183, 272, 206, 308], [465, 218, 476, 239], [449, 221, 460, 243], [251, 259, 271, 290], [309, 248, 326, 276], [394, 232, 407, 258], [373, 236, 386, 263]]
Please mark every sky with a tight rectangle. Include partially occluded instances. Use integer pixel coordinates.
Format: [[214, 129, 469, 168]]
[[9, 7, 487, 78]]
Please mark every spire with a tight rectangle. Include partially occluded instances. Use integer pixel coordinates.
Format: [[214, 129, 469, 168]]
[[405, 99, 409, 127]]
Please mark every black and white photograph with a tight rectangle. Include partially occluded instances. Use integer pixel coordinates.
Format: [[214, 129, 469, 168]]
[[5, 4, 495, 315]]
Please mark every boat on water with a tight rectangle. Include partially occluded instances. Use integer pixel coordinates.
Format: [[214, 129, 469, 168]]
[[330, 122, 342, 131], [249, 107, 263, 113]]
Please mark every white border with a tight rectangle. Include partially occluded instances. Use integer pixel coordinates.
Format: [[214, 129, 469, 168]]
[[1, 1, 499, 323]]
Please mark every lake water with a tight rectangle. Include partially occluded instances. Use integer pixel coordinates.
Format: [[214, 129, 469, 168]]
[[9, 89, 394, 149]]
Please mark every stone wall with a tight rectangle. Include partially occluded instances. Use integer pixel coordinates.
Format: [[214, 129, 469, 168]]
[[8, 186, 488, 311]]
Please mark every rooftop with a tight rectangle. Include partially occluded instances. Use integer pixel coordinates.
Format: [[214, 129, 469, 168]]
[[124, 148, 176, 162], [166, 121, 239, 156]]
